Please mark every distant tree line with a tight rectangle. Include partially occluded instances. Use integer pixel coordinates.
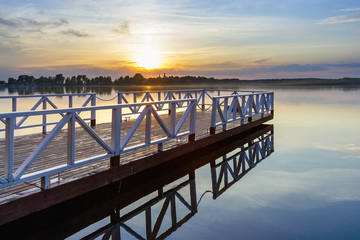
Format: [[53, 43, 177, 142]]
[[2, 73, 360, 87], [2, 73, 242, 87]]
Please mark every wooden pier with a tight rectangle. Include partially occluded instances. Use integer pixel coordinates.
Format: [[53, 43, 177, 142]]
[[0, 124, 274, 239], [0, 89, 274, 225]]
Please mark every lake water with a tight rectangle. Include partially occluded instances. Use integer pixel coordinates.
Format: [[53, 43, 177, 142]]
[[1, 86, 360, 239]]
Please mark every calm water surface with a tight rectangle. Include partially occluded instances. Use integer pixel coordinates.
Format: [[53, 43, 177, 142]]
[[1, 86, 360, 239]]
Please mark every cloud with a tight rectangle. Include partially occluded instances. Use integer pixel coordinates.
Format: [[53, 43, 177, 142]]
[[249, 59, 270, 64], [315, 143, 360, 155], [113, 21, 131, 35], [340, 8, 360, 12], [320, 13, 360, 24], [0, 16, 69, 32], [0, 17, 17, 27], [61, 29, 89, 37]]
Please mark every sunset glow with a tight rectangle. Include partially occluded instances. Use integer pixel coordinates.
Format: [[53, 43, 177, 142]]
[[0, 1, 360, 80], [134, 50, 162, 70]]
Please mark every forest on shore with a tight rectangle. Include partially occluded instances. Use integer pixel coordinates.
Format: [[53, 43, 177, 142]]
[[1, 73, 360, 87]]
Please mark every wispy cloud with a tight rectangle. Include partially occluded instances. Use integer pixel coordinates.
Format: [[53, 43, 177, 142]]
[[315, 143, 360, 155], [340, 8, 360, 12], [0, 17, 17, 27], [320, 12, 360, 24], [249, 59, 271, 64], [61, 28, 89, 37], [0, 16, 69, 32], [113, 21, 131, 35]]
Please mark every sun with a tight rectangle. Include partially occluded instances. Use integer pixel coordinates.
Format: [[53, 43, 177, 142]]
[[134, 49, 162, 70]]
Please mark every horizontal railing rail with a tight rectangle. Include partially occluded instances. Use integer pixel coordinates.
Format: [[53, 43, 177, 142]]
[[0, 98, 197, 189], [210, 91, 274, 133], [0, 93, 96, 133]]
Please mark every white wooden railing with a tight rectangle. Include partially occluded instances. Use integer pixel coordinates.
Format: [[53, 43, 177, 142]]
[[0, 99, 196, 189], [210, 91, 274, 133], [0, 89, 274, 190], [0, 94, 96, 133]]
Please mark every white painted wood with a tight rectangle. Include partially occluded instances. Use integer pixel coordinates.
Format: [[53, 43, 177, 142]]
[[120, 106, 150, 150], [111, 108, 121, 155], [75, 114, 113, 154], [5, 117, 14, 181], [13, 113, 72, 180], [145, 108, 151, 144], [67, 112, 75, 165]]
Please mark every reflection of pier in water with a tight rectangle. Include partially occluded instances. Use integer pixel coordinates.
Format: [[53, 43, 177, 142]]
[[87, 173, 197, 240], [86, 126, 273, 240], [0, 124, 274, 239], [211, 130, 273, 199]]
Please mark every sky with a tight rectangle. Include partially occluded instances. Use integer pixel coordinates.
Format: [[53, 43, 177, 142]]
[[1, 0, 360, 80]]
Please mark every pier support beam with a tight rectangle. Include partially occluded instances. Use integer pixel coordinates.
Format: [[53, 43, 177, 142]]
[[188, 133, 195, 142], [110, 155, 120, 167], [91, 119, 96, 127], [41, 176, 50, 190], [210, 127, 216, 135], [158, 143, 164, 152]]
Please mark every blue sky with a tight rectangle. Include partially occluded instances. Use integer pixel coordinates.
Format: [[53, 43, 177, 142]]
[[1, 0, 360, 80]]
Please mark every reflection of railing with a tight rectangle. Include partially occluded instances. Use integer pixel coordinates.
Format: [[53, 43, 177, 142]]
[[83, 173, 197, 240], [211, 129, 274, 198], [0, 94, 96, 133], [0, 99, 197, 189], [210, 92, 274, 134]]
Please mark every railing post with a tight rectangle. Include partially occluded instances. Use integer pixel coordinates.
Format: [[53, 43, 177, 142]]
[[12, 97, 17, 128], [41, 176, 50, 190], [248, 95, 253, 122], [12, 97, 17, 112], [202, 89, 205, 110], [210, 98, 217, 134], [158, 142, 163, 152], [69, 95, 73, 108], [168, 92, 173, 115], [67, 112, 75, 165], [42, 97, 47, 134], [261, 94, 265, 117], [271, 92, 274, 115], [118, 92, 122, 104], [170, 102, 176, 137], [111, 107, 121, 166], [5, 117, 14, 181], [223, 97, 228, 131], [91, 94, 96, 127], [145, 106, 151, 145], [188, 101, 196, 142], [240, 96, 245, 125], [255, 94, 260, 116]]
